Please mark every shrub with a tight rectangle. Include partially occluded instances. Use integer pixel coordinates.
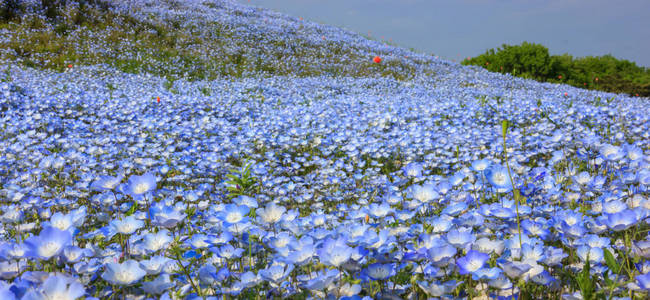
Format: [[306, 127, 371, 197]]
[[464, 42, 650, 96]]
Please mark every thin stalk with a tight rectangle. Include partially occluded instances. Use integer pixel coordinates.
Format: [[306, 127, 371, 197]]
[[502, 120, 523, 251]]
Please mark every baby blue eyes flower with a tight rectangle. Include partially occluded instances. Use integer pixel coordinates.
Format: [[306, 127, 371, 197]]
[[604, 209, 638, 231], [141, 274, 174, 295], [498, 260, 532, 279], [149, 203, 186, 228], [636, 272, 650, 290], [0, 283, 14, 300], [22, 275, 85, 300], [472, 267, 502, 280], [317, 237, 353, 267], [257, 202, 286, 224], [599, 144, 625, 161], [403, 162, 423, 178], [90, 174, 123, 191], [24, 226, 73, 260], [457, 250, 490, 275], [109, 215, 144, 235], [417, 280, 462, 297], [427, 244, 457, 267], [125, 172, 157, 196], [471, 159, 491, 172], [299, 268, 339, 291], [259, 263, 294, 286], [576, 245, 604, 264], [363, 263, 396, 280], [446, 228, 476, 249], [102, 260, 147, 285], [218, 204, 250, 226], [142, 230, 173, 252], [411, 184, 438, 203], [485, 164, 513, 192], [212, 244, 245, 260]]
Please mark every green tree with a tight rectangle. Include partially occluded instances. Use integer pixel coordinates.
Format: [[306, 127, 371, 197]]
[[464, 42, 650, 96]]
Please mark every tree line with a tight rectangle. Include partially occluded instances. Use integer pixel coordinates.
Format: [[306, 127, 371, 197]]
[[462, 42, 650, 97]]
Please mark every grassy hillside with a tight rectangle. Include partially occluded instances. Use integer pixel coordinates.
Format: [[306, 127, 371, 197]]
[[0, 0, 433, 82]]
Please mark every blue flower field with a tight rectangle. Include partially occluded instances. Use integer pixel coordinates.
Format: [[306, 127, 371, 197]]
[[0, 0, 649, 299]]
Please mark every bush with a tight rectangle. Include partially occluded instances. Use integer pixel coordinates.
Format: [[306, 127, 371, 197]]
[[463, 42, 650, 97]]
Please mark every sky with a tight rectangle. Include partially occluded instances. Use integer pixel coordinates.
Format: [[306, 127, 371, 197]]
[[237, 0, 650, 67]]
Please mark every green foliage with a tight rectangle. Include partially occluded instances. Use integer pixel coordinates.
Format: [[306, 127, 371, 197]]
[[225, 162, 258, 199], [576, 257, 596, 300], [463, 41, 650, 96]]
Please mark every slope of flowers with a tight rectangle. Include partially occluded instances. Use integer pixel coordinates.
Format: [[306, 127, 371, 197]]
[[1, 0, 650, 299]]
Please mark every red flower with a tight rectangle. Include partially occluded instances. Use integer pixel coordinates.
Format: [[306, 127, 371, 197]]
[[157, 97, 160, 103], [373, 56, 382, 64]]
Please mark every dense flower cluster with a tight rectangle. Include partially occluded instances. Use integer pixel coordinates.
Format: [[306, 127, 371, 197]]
[[0, 0, 649, 299]]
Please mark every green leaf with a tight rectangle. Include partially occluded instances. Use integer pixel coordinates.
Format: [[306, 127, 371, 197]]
[[603, 248, 620, 273], [577, 257, 594, 300], [126, 201, 138, 216]]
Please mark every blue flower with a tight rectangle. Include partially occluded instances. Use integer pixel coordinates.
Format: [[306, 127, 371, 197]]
[[603, 209, 638, 231], [149, 202, 186, 228], [446, 227, 475, 250], [418, 280, 462, 297], [109, 215, 144, 235], [257, 202, 286, 224], [427, 243, 457, 267], [259, 263, 294, 286], [90, 173, 123, 191], [298, 268, 339, 292], [62, 246, 93, 263], [457, 250, 489, 275], [411, 184, 438, 203], [141, 274, 174, 295], [472, 267, 502, 280], [0, 282, 14, 300], [211, 244, 245, 260], [286, 237, 315, 266], [21, 275, 85, 300], [599, 144, 625, 161], [141, 230, 173, 252], [140, 255, 173, 275], [636, 272, 650, 290], [403, 162, 423, 178], [576, 245, 604, 264], [218, 204, 250, 226], [24, 226, 72, 260], [471, 159, 491, 173], [125, 172, 157, 197], [485, 164, 513, 193], [317, 237, 353, 267], [498, 260, 532, 279], [102, 260, 147, 285], [362, 263, 396, 280]]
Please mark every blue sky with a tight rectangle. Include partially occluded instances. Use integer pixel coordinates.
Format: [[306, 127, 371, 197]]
[[238, 0, 650, 67]]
